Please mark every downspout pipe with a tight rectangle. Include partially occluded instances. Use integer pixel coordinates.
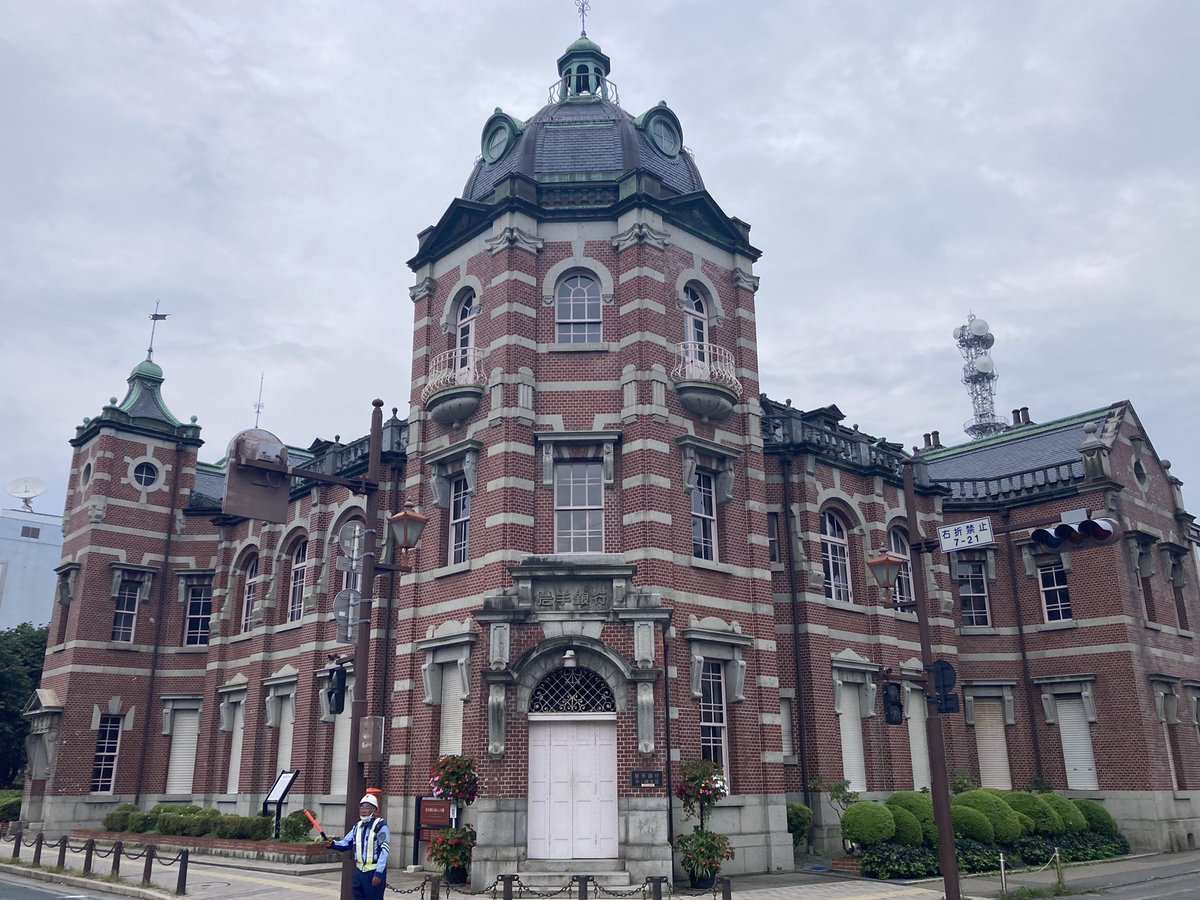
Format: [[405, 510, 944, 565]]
[[661, 625, 676, 848], [1001, 509, 1044, 779], [134, 441, 183, 804], [780, 455, 814, 816]]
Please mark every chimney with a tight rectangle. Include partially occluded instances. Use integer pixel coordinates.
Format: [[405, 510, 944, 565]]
[[1020, 407, 1031, 425], [1012, 409, 1021, 426], [931, 430, 942, 449], [923, 433, 932, 449]]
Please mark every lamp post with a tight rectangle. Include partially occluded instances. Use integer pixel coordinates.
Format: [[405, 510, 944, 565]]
[[865, 460, 962, 900], [339, 401, 427, 900]]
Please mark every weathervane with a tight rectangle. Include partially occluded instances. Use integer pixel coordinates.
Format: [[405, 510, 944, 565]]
[[254, 372, 265, 427], [576, 0, 590, 35], [147, 301, 169, 360]]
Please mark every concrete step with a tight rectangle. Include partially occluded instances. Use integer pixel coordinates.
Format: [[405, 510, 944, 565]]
[[517, 864, 633, 888], [522, 859, 626, 872]]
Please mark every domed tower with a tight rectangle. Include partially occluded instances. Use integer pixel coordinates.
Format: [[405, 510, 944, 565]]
[[403, 32, 788, 883]]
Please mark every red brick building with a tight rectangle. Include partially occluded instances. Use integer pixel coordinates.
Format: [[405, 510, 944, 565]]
[[22, 33, 1200, 881]]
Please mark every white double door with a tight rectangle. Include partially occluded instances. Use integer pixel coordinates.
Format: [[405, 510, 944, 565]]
[[528, 715, 618, 859]]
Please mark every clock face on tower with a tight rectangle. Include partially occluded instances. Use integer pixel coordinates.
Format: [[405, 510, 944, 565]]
[[481, 114, 517, 164]]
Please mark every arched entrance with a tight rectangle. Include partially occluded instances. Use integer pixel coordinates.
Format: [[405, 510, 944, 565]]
[[527, 666, 618, 859]]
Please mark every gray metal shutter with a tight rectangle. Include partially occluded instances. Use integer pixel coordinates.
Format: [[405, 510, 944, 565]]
[[780, 698, 794, 756], [974, 698, 1012, 789], [839, 686, 866, 792], [166, 710, 199, 794], [439, 663, 464, 756], [225, 702, 245, 794], [276, 694, 295, 773], [330, 676, 353, 793], [907, 692, 931, 790], [1057, 695, 1098, 790]]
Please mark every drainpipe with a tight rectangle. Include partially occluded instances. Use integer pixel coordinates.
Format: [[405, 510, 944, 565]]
[[780, 455, 814, 816], [661, 626, 675, 848], [134, 441, 183, 805], [1001, 509, 1044, 779]]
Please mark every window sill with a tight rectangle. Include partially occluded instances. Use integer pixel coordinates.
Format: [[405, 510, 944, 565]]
[[1145, 621, 1164, 632], [229, 632, 257, 644], [277, 620, 305, 633], [1179, 629, 1196, 640], [1035, 619, 1077, 631], [961, 625, 1001, 636], [547, 342, 612, 353], [690, 558, 733, 576], [105, 642, 136, 650], [179, 645, 209, 653], [435, 561, 472, 579], [823, 598, 866, 614], [782, 754, 798, 766]]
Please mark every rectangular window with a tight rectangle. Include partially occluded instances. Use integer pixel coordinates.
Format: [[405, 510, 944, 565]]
[[767, 512, 780, 564], [20, 525, 40, 539], [1142, 575, 1159, 623], [91, 714, 122, 792], [288, 543, 307, 622], [691, 472, 717, 561], [183, 577, 212, 646], [449, 475, 471, 565], [699, 661, 729, 780], [1039, 564, 1072, 621], [1174, 583, 1190, 631], [958, 561, 992, 627], [779, 697, 794, 756], [973, 698, 1013, 789], [555, 461, 604, 553], [112, 577, 140, 642]]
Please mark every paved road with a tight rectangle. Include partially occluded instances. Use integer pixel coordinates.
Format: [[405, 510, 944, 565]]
[[0, 870, 104, 899]]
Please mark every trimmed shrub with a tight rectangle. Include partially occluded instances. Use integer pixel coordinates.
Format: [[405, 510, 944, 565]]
[[956, 837, 1002, 873], [0, 791, 23, 822], [1003, 791, 1064, 835], [1042, 794, 1087, 833], [859, 842, 938, 879], [953, 790, 1023, 844], [950, 772, 980, 795], [1015, 811, 1035, 835], [786, 803, 813, 847], [885, 792, 936, 846], [1072, 798, 1118, 836], [1014, 834, 1055, 866], [185, 807, 222, 837], [842, 801, 896, 847], [1017, 830, 1130, 865], [102, 803, 141, 833], [890, 806, 923, 847], [145, 803, 199, 831], [951, 804, 994, 844], [157, 812, 189, 836], [280, 809, 313, 843], [127, 811, 152, 833]]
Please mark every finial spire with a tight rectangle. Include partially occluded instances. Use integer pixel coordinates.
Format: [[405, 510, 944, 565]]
[[147, 301, 169, 360], [576, 0, 590, 35], [254, 372, 265, 427]]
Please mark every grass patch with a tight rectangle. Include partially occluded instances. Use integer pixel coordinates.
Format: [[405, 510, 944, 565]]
[[998, 886, 1073, 899]]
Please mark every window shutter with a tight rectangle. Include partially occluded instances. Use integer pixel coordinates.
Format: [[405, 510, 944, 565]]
[[839, 686, 866, 792], [974, 698, 1012, 789], [1056, 695, 1099, 790], [166, 710, 199, 794], [439, 663, 464, 756], [276, 694, 295, 773], [780, 698, 794, 756], [330, 676, 353, 793], [907, 691, 931, 790], [225, 702, 245, 794]]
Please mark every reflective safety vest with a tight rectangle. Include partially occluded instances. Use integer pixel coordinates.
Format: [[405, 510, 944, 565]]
[[355, 817, 385, 872]]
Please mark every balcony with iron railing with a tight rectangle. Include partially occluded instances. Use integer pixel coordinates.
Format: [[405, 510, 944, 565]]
[[422, 347, 488, 427], [548, 77, 620, 106], [670, 342, 742, 421]]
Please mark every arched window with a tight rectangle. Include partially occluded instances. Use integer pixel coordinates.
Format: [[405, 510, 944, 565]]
[[555, 273, 602, 344], [682, 284, 709, 374], [287, 539, 308, 622], [240, 555, 259, 633], [529, 666, 615, 713], [821, 511, 853, 604], [456, 290, 478, 376], [889, 529, 914, 610]]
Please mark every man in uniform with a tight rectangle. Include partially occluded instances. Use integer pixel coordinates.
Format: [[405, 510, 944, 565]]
[[328, 794, 390, 899]]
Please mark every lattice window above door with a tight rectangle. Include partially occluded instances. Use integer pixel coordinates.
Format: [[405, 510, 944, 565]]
[[529, 667, 616, 713]]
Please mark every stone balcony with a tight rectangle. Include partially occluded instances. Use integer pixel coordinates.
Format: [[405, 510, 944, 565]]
[[670, 342, 742, 421], [422, 348, 487, 427]]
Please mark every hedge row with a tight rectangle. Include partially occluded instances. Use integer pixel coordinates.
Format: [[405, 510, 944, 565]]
[[860, 830, 1130, 879], [102, 804, 311, 842]]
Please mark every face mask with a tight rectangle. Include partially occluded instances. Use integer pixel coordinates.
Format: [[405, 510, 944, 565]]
[[360, 812, 373, 822]]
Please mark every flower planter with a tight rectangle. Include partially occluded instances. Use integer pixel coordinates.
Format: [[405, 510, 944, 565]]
[[687, 871, 716, 890], [445, 865, 469, 884]]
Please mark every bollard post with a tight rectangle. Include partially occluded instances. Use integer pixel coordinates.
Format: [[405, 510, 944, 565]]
[[32, 833, 44, 867], [176, 848, 189, 895], [10, 830, 21, 860], [577, 874, 590, 900], [499, 873, 517, 900], [999, 852, 1007, 895], [112, 840, 123, 877], [1053, 847, 1065, 891], [143, 844, 156, 886], [82, 838, 95, 875], [648, 875, 668, 900], [719, 876, 732, 900], [429, 874, 442, 900], [56, 835, 67, 869]]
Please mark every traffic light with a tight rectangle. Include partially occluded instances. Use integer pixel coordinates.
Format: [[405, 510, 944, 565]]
[[327, 666, 347, 715], [1030, 518, 1118, 550], [883, 682, 904, 726]]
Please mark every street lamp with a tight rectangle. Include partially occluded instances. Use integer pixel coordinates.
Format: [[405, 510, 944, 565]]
[[867, 462, 963, 900], [387, 502, 429, 569]]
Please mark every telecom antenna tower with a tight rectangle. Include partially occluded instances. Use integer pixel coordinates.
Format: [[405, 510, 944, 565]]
[[954, 313, 1008, 439]]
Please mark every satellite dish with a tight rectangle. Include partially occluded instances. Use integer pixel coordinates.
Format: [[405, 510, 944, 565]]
[[7, 476, 46, 511], [969, 318, 990, 336], [973, 357, 995, 375]]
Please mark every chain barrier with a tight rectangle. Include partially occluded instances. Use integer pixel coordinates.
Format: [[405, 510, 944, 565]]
[[513, 877, 578, 897], [387, 876, 431, 895], [91, 843, 116, 859], [590, 877, 650, 898], [123, 846, 150, 860], [443, 875, 502, 896], [157, 848, 186, 866]]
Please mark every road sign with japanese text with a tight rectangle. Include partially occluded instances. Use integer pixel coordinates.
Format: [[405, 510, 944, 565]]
[[938, 517, 995, 551]]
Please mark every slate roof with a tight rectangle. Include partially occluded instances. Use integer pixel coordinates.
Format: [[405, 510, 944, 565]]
[[190, 467, 226, 510]]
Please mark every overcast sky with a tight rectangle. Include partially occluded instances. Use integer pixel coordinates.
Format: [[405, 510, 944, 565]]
[[2, 1, 1198, 519]]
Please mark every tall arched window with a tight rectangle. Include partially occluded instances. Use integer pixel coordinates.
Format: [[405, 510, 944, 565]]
[[555, 273, 602, 343], [821, 511, 853, 604], [889, 529, 914, 609], [682, 284, 708, 373], [240, 555, 259, 633], [456, 290, 478, 378], [287, 539, 308, 622]]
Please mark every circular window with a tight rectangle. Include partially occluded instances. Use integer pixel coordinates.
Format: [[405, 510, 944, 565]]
[[648, 115, 681, 157], [81, 463, 92, 487], [482, 121, 511, 163], [133, 462, 158, 487]]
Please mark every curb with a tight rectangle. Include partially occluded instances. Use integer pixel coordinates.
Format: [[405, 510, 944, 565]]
[[0, 861, 170, 898]]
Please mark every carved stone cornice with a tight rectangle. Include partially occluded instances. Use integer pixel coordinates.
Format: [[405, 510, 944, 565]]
[[732, 267, 759, 292], [484, 226, 544, 255], [409, 277, 437, 302], [611, 222, 671, 252]]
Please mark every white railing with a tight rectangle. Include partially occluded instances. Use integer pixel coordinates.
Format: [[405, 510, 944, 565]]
[[422, 348, 487, 403], [671, 342, 741, 394]]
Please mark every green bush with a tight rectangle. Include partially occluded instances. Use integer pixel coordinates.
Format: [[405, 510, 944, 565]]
[[885, 792, 936, 846], [127, 810, 152, 833], [950, 772, 981, 795], [280, 809, 312, 843], [1015, 811, 1035, 835], [102, 803, 141, 833], [1071, 798, 1118, 836], [955, 837, 1001, 873], [1042, 794, 1087, 833], [1003, 791, 1064, 835], [953, 790, 1023, 844], [842, 801, 896, 847], [1015, 830, 1130, 865], [859, 842, 938, 879], [889, 806, 923, 847], [145, 803, 199, 831], [215, 813, 255, 840], [951, 804, 995, 844], [0, 791, 24, 821], [1013, 834, 1056, 866]]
